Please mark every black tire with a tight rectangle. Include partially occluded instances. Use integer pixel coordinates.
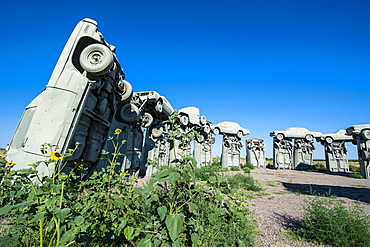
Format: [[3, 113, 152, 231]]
[[120, 103, 139, 122], [213, 127, 220, 135], [80, 44, 114, 75]]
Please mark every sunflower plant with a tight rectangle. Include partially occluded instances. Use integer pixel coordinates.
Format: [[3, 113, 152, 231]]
[[0, 123, 258, 246]]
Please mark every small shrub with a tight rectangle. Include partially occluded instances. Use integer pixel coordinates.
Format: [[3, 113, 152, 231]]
[[350, 173, 363, 179], [243, 167, 251, 173], [244, 163, 255, 170], [227, 174, 262, 192], [296, 197, 370, 246], [230, 166, 240, 171]]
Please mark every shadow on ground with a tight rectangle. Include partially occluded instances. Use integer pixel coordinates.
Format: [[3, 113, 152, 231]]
[[282, 182, 370, 203]]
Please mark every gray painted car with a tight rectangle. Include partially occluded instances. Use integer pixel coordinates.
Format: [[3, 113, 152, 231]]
[[212, 121, 250, 138], [6, 18, 132, 176], [270, 127, 322, 141]]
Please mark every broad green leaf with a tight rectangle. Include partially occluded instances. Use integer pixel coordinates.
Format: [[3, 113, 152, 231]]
[[74, 215, 84, 225], [187, 202, 198, 214], [151, 193, 159, 201], [124, 226, 134, 240], [168, 172, 181, 184], [157, 206, 167, 221], [30, 211, 46, 223], [0, 234, 19, 247], [165, 214, 184, 241], [59, 229, 75, 246], [191, 233, 199, 247], [137, 237, 154, 247]]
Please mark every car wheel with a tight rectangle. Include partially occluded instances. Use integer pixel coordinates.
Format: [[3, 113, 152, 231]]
[[118, 79, 133, 102], [180, 115, 189, 126], [151, 126, 163, 138], [213, 127, 220, 135], [80, 44, 114, 75], [155, 100, 163, 113], [224, 140, 231, 148], [305, 134, 313, 141], [361, 130, 370, 140], [276, 133, 284, 141], [200, 116, 207, 125], [196, 134, 205, 143], [325, 136, 334, 144], [142, 112, 153, 128], [237, 131, 243, 138], [203, 124, 211, 134], [120, 103, 139, 122]]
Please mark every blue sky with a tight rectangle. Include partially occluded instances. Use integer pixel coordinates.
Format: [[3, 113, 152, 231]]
[[2, 0, 370, 159]]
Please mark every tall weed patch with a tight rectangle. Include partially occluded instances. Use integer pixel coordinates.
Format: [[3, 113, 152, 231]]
[[296, 197, 370, 247], [0, 140, 257, 246]]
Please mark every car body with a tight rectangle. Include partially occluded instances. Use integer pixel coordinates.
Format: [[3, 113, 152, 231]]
[[346, 124, 370, 136], [212, 121, 250, 138], [6, 18, 131, 176], [126, 91, 174, 127], [270, 127, 322, 141], [177, 107, 207, 126], [316, 129, 353, 144]]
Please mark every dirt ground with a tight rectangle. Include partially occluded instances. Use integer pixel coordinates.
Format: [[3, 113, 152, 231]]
[[246, 168, 370, 247]]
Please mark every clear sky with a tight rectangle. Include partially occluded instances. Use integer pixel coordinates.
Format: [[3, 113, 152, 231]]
[[2, 0, 369, 159]]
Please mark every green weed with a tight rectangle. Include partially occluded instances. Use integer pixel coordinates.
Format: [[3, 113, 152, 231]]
[[295, 197, 370, 247]]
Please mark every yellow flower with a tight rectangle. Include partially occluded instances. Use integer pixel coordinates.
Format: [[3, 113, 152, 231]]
[[0, 155, 4, 159], [6, 162, 14, 167], [115, 128, 122, 135], [50, 151, 63, 161], [245, 202, 249, 206], [110, 169, 115, 176], [78, 164, 83, 169], [231, 202, 235, 205], [121, 171, 128, 176], [189, 177, 193, 181]]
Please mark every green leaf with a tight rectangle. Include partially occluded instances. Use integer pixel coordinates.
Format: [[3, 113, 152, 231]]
[[0, 234, 20, 247], [151, 193, 159, 201], [165, 214, 184, 242], [187, 202, 198, 214], [30, 211, 46, 223], [52, 208, 71, 222], [137, 237, 154, 247], [157, 206, 167, 221], [0, 204, 13, 216], [124, 226, 134, 240], [168, 172, 181, 184], [59, 229, 75, 246], [74, 215, 84, 225], [191, 233, 199, 247]]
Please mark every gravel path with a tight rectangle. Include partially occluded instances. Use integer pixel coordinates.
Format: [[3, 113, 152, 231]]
[[246, 168, 370, 247]]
